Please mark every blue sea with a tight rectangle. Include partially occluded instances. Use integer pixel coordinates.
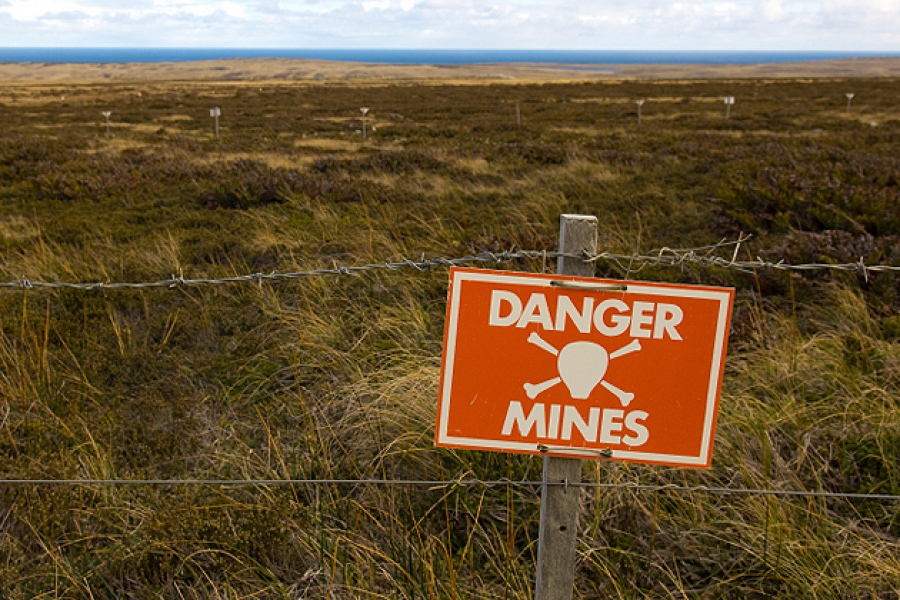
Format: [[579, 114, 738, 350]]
[[0, 48, 896, 65]]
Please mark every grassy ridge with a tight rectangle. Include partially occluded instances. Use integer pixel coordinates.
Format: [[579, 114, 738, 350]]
[[0, 77, 897, 597]]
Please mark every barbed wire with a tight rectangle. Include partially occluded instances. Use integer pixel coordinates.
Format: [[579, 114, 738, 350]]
[[0, 477, 897, 501], [0, 238, 896, 292], [587, 237, 899, 282]]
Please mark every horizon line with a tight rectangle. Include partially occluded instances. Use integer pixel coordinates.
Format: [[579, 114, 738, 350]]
[[1, 46, 899, 53]]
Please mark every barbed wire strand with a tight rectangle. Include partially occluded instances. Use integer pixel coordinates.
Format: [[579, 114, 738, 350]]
[[1, 239, 897, 292], [1, 237, 897, 502], [0, 477, 897, 502]]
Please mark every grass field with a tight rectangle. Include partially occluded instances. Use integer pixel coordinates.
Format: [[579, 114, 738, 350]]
[[0, 72, 898, 598]]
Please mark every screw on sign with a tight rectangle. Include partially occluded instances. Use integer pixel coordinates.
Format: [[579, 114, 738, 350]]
[[436, 268, 734, 468]]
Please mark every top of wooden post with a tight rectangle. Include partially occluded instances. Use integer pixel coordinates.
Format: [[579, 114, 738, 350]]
[[557, 214, 597, 278]]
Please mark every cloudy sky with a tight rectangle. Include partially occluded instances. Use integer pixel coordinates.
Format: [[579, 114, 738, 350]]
[[0, 0, 898, 51]]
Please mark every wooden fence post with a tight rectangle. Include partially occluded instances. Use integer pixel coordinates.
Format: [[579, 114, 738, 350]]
[[534, 214, 598, 600]]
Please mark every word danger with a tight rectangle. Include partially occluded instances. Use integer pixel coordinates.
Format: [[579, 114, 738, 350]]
[[502, 401, 649, 446], [489, 290, 683, 340]]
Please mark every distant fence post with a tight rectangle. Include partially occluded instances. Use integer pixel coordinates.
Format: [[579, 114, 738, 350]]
[[360, 107, 370, 141], [534, 214, 598, 600], [210, 107, 221, 138]]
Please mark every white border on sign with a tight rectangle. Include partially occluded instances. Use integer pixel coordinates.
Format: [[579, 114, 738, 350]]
[[437, 269, 733, 467]]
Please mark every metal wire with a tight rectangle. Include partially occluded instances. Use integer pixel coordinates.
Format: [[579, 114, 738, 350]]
[[2, 253, 519, 291], [0, 236, 896, 502], [0, 239, 896, 292], [0, 477, 897, 502]]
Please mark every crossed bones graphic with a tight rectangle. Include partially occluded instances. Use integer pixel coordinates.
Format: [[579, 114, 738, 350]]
[[523, 332, 642, 407]]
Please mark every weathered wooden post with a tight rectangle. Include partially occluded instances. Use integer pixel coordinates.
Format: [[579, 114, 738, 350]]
[[724, 96, 735, 120], [534, 214, 597, 600], [210, 107, 221, 138], [635, 99, 645, 125], [102, 111, 111, 138], [360, 107, 369, 141]]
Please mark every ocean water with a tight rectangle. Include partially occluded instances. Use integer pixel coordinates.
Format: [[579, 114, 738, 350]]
[[0, 48, 896, 65]]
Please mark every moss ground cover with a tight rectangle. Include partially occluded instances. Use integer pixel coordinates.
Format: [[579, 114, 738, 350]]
[[0, 76, 897, 597]]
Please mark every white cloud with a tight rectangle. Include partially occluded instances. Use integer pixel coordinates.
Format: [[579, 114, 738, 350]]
[[0, 0, 897, 49], [2, 0, 94, 21], [760, 0, 783, 20]]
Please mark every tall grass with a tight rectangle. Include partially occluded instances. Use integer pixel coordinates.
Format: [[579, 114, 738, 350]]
[[0, 76, 897, 597]]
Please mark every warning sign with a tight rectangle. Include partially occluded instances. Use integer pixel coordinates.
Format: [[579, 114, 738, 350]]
[[435, 267, 734, 468]]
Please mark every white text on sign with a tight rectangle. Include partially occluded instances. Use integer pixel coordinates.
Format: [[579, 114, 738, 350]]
[[501, 401, 650, 446], [488, 290, 683, 340]]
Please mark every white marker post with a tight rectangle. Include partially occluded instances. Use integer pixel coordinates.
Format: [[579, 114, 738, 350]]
[[724, 96, 735, 120], [102, 111, 112, 138], [360, 107, 370, 142], [517, 100, 522, 127], [534, 214, 597, 600], [210, 107, 221, 138], [635, 99, 645, 125], [846, 93, 855, 112]]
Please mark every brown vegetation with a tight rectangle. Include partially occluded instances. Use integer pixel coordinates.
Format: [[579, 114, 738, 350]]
[[0, 71, 897, 597]]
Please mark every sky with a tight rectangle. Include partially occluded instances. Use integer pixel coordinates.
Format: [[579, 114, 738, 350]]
[[0, 0, 898, 51]]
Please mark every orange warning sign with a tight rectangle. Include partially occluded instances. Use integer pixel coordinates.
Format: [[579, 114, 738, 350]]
[[435, 267, 734, 468]]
